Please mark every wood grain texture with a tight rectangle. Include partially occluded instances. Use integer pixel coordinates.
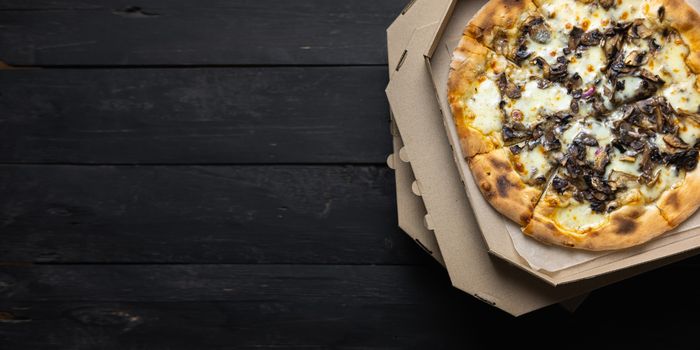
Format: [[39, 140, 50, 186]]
[[0, 165, 427, 264], [0, 67, 391, 164], [0, 263, 697, 349], [0, 0, 405, 66]]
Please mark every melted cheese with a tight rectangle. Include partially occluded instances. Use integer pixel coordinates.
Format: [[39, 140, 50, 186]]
[[648, 38, 691, 82], [466, 79, 503, 134], [485, 55, 511, 80], [679, 120, 700, 146], [507, 81, 572, 126], [554, 200, 607, 231], [605, 150, 643, 177], [568, 46, 606, 87], [526, 30, 567, 65], [640, 167, 684, 202], [539, 0, 610, 32], [662, 80, 700, 113], [513, 145, 552, 182], [653, 134, 671, 153], [615, 76, 644, 102], [561, 119, 612, 161]]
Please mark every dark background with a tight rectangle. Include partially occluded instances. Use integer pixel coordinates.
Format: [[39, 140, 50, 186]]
[[0, 1, 699, 348]]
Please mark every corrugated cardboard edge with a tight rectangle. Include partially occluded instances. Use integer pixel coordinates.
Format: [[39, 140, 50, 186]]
[[388, 0, 445, 266], [390, 119, 445, 265], [424, 0, 700, 286]]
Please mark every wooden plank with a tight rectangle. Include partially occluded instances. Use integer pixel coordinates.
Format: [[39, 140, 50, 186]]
[[0, 0, 406, 66], [0, 263, 696, 348], [0, 264, 479, 349], [0, 67, 391, 164], [0, 165, 427, 264]]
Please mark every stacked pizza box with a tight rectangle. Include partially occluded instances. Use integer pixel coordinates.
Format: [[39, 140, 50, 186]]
[[386, 0, 700, 316]]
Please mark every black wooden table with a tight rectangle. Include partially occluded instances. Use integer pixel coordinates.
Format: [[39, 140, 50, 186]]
[[1, 1, 699, 348]]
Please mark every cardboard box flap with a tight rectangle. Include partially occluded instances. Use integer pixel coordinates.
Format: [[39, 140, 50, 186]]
[[387, 0, 447, 266]]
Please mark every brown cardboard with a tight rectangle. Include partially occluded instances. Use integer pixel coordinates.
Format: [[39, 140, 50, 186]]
[[389, 119, 445, 265], [424, 0, 700, 286], [386, 8, 699, 315], [387, 1, 445, 265]]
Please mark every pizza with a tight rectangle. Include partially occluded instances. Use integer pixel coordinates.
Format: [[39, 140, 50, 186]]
[[448, 0, 700, 250]]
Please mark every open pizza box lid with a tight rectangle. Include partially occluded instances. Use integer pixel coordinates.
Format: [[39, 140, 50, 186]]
[[386, 0, 700, 315], [418, 0, 700, 287]]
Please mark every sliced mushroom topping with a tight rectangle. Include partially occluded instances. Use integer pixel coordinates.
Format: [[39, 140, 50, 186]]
[[629, 20, 653, 39], [526, 18, 552, 44], [510, 144, 524, 154], [648, 38, 661, 53], [502, 122, 531, 143], [603, 33, 623, 60], [663, 134, 690, 149], [497, 74, 522, 99], [568, 27, 584, 52], [593, 148, 610, 173], [575, 132, 599, 147], [590, 176, 611, 194], [639, 146, 655, 183], [532, 56, 567, 82], [598, 0, 614, 9], [668, 148, 699, 171], [514, 43, 531, 62], [679, 111, 700, 124], [608, 170, 639, 191], [552, 176, 570, 193], [537, 78, 552, 89], [639, 68, 665, 85], [570, 99, 580, 114], [623, 50, 648, 67], [580, 30, 603, 46]]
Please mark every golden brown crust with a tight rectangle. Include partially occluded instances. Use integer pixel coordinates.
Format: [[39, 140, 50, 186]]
[[651, 0, 700, 73], [524, 194, 673, 251], [657, 166, 700, 226], [469, 148, 543, 225], [463, 0, 537, 53], [447, 36, 502, 157]]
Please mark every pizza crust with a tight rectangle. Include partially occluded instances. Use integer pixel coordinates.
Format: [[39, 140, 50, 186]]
[[463, 0, 537, 54], [652, 0, 700, 73], [657, 165, 700, 226], [447, 35, 503, 157], [524, 196, 673, 250], [469, 148, 543, 225]]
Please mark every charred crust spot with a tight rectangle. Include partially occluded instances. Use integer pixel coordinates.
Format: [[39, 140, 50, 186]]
[[488, 157, 511, 171], [520, 213, 530, 224], [496, 176, 512, 197], [665, 191, 680, 209], [545, 222, 557, 231], [614, 217, 638, 235]]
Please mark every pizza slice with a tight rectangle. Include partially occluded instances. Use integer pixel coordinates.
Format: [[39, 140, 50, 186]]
[[470, 141, 556, 225]]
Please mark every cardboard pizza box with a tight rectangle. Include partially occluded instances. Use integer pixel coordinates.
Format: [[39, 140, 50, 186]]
[[387, 0, 445, 265], [422, 0, 700, 286], [386, 0, 699, 315], [388, 119, 445, 265]]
